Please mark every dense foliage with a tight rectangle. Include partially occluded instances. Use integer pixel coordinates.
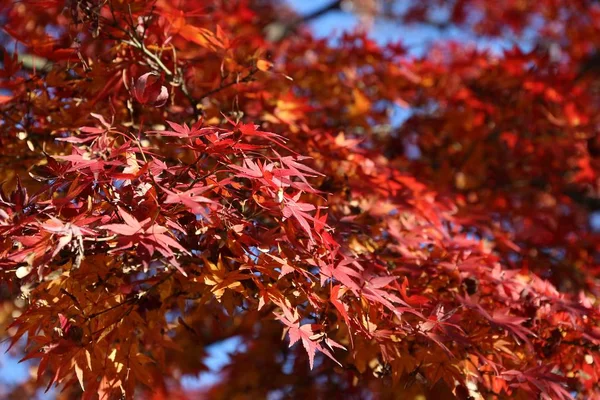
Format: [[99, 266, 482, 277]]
[[0, 0, 599, 399]]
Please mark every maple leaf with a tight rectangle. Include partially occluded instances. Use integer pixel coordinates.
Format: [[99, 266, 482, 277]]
[[3, 1, 600, 398], [99, 207, 190, 274], [229, 158, 266, 179], [236, 121, 285, 145], [489, 310, 535, 347], [398, 277, 430, 306], [178, 25, 224, 51], [202, 256, 247, 300], [40, 216, 93, 259], [100, 206, 144, 236], [502, 367, 573, 400], [330, 284, 353, 346], [274, 302, 345, 369], [319, 254, 363, 292], [161, 185, 217, 217], [149, 119, 206, 138], [416, 305, 463, 355], [281, 192, 317, 241]]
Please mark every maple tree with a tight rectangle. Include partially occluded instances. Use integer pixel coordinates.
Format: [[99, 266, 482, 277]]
[[0, 0, 600, 399]]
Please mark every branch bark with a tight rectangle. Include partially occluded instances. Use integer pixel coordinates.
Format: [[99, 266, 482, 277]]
[[265, 0, 343, 42]]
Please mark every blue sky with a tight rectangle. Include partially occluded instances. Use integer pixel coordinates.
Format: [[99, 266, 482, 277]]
[[285, 0, 521, 55]]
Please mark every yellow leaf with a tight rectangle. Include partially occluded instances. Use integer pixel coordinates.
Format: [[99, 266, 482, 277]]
[[74, 361, 84, 390], [257, 59, 273, 72], [85, 349, 92, 371], [122, 152, 140, 175], [179, 25, 224, 50], [16, 266, 32, 279], [115, 362, 124, 373], [108, 348, 117, 362], [203, 276, 220, 286], [347, 89, 370, 118]]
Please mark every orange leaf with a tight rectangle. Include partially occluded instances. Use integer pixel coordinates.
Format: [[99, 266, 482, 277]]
[[257, 59, 273, 72]]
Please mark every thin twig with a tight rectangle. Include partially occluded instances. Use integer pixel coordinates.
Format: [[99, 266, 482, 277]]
[[195, 67, 259, 102], [86, 270, 176, 320]]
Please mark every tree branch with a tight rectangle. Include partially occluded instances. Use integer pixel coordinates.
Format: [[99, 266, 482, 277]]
[[299, 0, 343, 24], [194, 66, 259, 103], [265, 0, 343, 42], [564, 188, 600, 212]]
